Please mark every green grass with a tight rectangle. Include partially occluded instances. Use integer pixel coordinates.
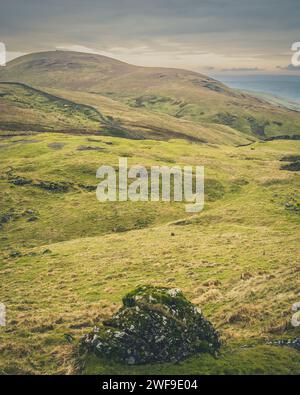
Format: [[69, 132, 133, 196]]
[[0, 133, 299, 374], [0, 82, 255, 145], [124, 91, 300, 138], [0, 82, 102, 132], [2, 50, 300, 139], [1, 51, 299, 375], [84, 345, 300, 375]]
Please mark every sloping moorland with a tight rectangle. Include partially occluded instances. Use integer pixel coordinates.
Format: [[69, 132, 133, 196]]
[[0, 51, 299, 375], [1, 51, 300, 139]]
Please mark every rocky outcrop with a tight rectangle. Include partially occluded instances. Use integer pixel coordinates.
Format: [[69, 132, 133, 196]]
[[80, 285, 221, 365]]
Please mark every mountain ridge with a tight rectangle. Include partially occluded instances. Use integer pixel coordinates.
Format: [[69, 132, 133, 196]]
[[0, 80, 254, 145], [1, 50, 300, 140]]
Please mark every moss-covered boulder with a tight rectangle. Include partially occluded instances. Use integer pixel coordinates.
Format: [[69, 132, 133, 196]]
[[80, 285, 221, 365]]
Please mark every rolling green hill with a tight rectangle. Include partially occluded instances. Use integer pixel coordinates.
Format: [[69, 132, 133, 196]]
[[1, 51, 300, 139], [0, 81, 254, 145], [0, 133, 299, 374], [0, 82, 102, 132]]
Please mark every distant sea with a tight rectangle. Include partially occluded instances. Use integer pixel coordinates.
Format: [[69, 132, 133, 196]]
[[216, 75, 300, 102]]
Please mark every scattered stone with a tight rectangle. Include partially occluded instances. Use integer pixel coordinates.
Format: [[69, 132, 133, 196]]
[[47, 142, 66, 150], [280, 155, 300, 162], [284, 193, 300, 212], [0, 210, 18, 225], [10, 177, 32, 186], [286, 204, 300, 212], [27, 216, 38, 222], [80, 285, 221, 364], [266, 338, 300, 351], [78, 184, 97, 192], [86, 138, 102, 143], [36, 180, 70, 192], [77, 145, 105, 151], [281, 161, 300, 171], [0, 208, 39, 228], [9, 251, 22, 258], [9, 176, 71, 193]]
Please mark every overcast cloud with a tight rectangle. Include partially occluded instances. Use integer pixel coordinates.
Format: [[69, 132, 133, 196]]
[[0, 0, 299, 74]]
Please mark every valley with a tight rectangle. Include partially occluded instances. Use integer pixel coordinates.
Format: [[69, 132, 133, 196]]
[[0, 51, 299, 375]]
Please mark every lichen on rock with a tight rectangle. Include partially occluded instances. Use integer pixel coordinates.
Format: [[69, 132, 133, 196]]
[[80, 285, 221, 365]]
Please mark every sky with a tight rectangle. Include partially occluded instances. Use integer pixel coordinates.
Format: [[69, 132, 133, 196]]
[[0, 0, 300, 75]]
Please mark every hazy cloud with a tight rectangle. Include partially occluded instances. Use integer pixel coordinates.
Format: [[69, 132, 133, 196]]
[[276, 64, 300, 71], [0, 0, 299, 73]]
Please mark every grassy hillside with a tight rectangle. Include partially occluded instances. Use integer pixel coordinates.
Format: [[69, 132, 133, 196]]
[[0, 82, 101, 132], [1, 51, 300, 139], [45, 86, 254, 145], [0, 50, 299, 375], [0, 81, 254, 145], [0, 133, 299, 374], [242, 90, 300, 112]]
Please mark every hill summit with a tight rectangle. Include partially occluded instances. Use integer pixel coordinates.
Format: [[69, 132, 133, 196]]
[[1, 50, 300, 140]]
